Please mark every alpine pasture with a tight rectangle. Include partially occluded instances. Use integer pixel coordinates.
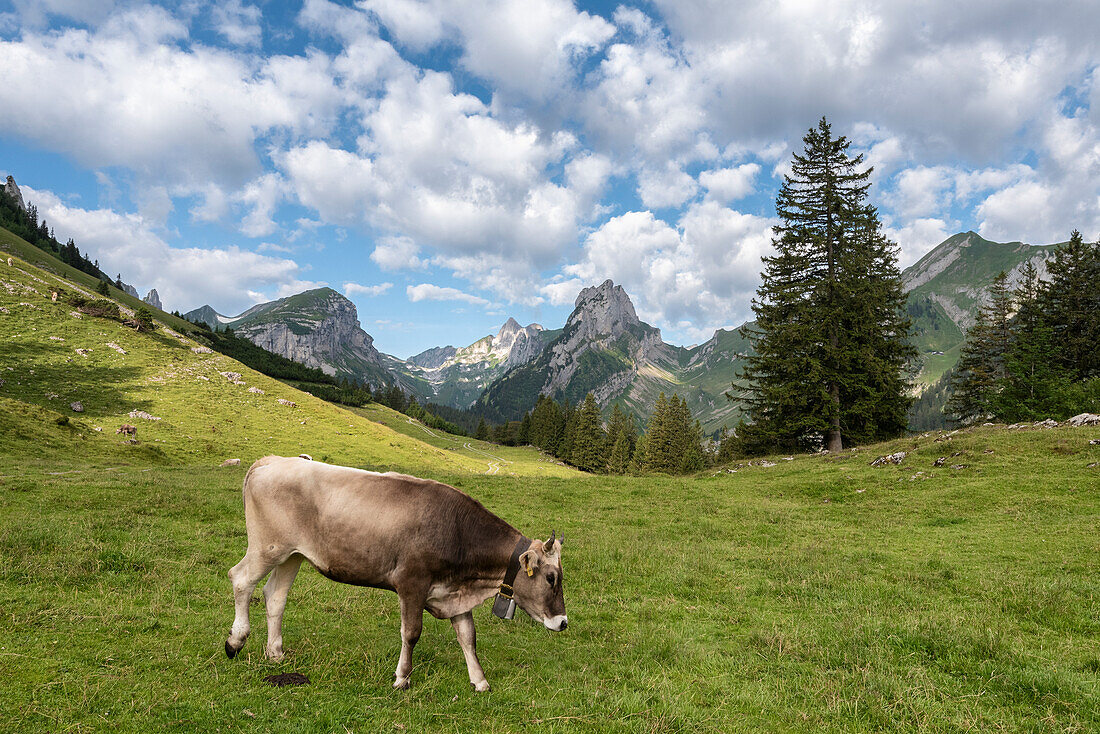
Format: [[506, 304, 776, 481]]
[[2, 246, 1099, 732]]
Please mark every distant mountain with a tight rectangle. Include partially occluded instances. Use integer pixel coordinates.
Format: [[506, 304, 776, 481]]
[[903, 231, 1060, 386], [389, 317, 557, 408], [476, 280, 747, 434], [184, 288, 395, 387]]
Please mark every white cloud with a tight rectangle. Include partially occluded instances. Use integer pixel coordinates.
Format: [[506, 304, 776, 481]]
[[212, 0, 262, 48], [407, 283, 490, 306], [637, 163, 698, 209], [0, 7, 341, 190], [565, 204, 774, 342], [236, 173, 285, 238], [23, 185, 309, 314], [699, 163, 760, 203], [344, 281, 394, 297], [370, 236, 425, 270]]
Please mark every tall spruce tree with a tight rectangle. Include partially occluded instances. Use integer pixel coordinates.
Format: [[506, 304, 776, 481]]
[[605, 404, 637, 474], [570, 393, 607, 472], [736, 117, 914, 453], [1039, 230, 1100, 379], [946, 272, 1012, 424], [996, 261, 1069, 420]]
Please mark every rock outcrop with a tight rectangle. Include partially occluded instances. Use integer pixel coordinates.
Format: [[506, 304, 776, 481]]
[[4, 175, 25, 210], [143, 289, 163, 311], [186, 288, 394, 387]]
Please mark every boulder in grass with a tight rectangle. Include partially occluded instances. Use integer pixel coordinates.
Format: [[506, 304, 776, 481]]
[[1067, 413, 1100, 427], [220, 458, 241, 467], [870, 451, 906, 467], [70, 401, 84, 413], [191, 346, 213, 354], [277, 398, 296, 407]]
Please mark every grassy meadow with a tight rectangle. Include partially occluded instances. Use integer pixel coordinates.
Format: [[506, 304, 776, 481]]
[[3, 238, 1100, 732]]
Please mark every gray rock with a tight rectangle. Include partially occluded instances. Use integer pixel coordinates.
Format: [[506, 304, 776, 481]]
[[128, 410, 161, 421], [220, 458, 241, 467], [4, 175, 25, 210], [277, 398, 296, 407], [70, 401, 83, 412], [190, 346, 213, 354], [1067, 413, 1100, 427], [143, 289, 163, 311]]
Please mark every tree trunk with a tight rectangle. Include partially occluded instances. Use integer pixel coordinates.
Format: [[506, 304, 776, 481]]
[[827, 382, 843, 452]]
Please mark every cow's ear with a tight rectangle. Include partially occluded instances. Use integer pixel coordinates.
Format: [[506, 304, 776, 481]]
[[519, 549, 540, 577]]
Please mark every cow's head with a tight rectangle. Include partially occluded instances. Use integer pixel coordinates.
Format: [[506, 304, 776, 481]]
[[513, 531, 567, 631]]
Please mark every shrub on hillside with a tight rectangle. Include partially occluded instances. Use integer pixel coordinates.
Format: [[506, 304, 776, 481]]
[[65, 292, 120, 320]]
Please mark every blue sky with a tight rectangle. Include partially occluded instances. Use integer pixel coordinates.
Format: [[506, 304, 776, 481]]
[[1, 0, 1098, 357]]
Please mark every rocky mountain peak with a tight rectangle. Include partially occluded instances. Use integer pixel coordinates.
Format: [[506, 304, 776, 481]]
[[4, 175, 25, 210], [569, 279, 640, 337], [143, 288, 162, 311], [497, 317, 522, 339]]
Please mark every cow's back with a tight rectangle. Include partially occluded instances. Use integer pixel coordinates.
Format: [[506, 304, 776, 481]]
[[241, 456, 512, 590]]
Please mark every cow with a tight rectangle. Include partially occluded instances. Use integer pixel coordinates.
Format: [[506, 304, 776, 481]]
[[224, 455, 567, 692]]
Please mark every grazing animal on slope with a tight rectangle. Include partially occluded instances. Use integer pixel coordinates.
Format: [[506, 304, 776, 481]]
[[116, 424, 136, 438], [224, 455, 567, 691]]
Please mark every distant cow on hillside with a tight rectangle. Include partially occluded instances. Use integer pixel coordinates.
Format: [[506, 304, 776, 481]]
[[225, 455, 567, 692], [116, 424, 136, 438]]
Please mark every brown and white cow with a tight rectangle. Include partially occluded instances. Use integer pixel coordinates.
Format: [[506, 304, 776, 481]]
[[224, 455, 567, 691]]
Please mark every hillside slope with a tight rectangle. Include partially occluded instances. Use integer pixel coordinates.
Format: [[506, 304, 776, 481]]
[[0, 245, 576, 478]]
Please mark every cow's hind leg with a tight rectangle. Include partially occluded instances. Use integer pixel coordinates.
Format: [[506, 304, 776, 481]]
[[393, 589, 427, 690], [263, 554, 304, 661], [225, 551, 276, 658], [451, 611, 490, 692]]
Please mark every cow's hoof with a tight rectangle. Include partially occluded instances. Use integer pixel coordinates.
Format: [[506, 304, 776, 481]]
[[225, 640, 241, 659], [393, 677, 411, 690], [473, 680, 491, 693], [265, 648, 285, 662]]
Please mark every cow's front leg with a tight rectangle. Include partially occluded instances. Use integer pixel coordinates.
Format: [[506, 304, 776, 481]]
[[393, 591, 425, 690], [451, 611, 490, 692]]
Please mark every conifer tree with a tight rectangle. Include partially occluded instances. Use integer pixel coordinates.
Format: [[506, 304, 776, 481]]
[[569, 393, 607, 472], [605, 404, 636, 474], [996, 261, 1069, 420], [946, 272, 1012, 424], [474, 417, 489, 441], [1040, 230, 1100, 379], [736, 117, 914, 453], [640, 392, 673, 472], [518, 412, 532, 446]]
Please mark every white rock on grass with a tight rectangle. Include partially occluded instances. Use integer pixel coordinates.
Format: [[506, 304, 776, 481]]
[[871, 451, 907, 467], [1066, 413, 1100, 427], [128, 410, 162, 421], [70, 401, 83, 412], [106, 342, 126, 354], [191, 346, 213, 354], [248, 386, 265, 394], [220, 458, 241, 467], [277, 398, 296, 407], [220, 371, 244, 384]]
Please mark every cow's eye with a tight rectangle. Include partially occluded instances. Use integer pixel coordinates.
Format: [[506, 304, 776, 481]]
[[547, 573, 556, 587]]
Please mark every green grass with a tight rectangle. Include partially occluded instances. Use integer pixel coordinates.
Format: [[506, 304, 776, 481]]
[[2, 426, 1098, 732], [0, 226, 202, 336], [4, 231, 1100, 732]]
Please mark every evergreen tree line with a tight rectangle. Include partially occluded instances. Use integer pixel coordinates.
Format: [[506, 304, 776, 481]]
[[0, 185, 105, 280], [371, 384, 468, 436], [947, 231, 1100, 424], [475, 392, 708, 475]]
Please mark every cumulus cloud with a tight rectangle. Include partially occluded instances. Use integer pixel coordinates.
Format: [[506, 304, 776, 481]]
[[565, 203, 774, 342], [407, 283, 490, 306], [699, 163, 760, 202], [23, 186, 309, 314], [0, 7, 341, 190], [212, 0, 262, 48], [344, 281, 394, 297]]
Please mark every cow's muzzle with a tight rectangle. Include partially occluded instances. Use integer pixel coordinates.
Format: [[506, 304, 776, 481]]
[[545, 614, 568, 632]]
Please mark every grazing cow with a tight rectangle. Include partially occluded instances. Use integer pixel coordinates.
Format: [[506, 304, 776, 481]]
[[116, 424, 136, 437], [224, 455, 567, 691]]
